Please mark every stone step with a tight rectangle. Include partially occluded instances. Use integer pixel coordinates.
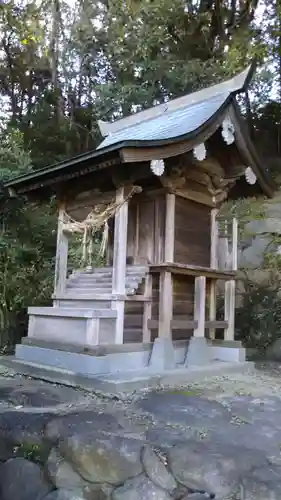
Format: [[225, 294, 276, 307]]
[[68, 277, 112, 282], [69, 272, 113, 280], [68, 274, 145, 284], [56, 293, 115, 301], [66, 280, 140, 291], [64, 288, 136, 295], [29, 307, 117, 318], [67, 277, 142, 286], [67, 282, 113, 289], [54, 299, 112, 309], [70, 266, 148, 277], [65, 287, 114, 294]]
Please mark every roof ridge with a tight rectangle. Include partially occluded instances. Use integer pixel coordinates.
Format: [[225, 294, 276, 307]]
[[98, 64, 254, 138]]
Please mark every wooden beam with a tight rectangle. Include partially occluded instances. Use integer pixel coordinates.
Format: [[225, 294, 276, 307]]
[[112, 187, 129, 343], [112, 187, 128, 294], [193, 276, 206, 338], [224, 280, 235, 341], [218, 237, 229, 270], [231, 218, 238, 271], [171, 188, 215, 207], [158, 270, 173, 339], [149, 263, 236, 281], [154, 198, 162, 263], [170, 320, 198, 330], [54, 206, 68, 295], [142, 273, 153, 342], [147, 319, 198, 330], [205, 320, 228, 329], [164, 193, 175, 262], [208, 280, 217, 339], [210, 209, 219, 269]]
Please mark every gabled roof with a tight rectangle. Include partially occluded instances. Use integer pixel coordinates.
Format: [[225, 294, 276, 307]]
[[97, 65, 254, 148], [97, 93, 229, 149], [4, 62, 275, 197]]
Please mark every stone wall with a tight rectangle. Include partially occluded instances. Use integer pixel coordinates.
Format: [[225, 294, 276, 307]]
[[0, 409, 214, 500], [237, 192, 281, 272]]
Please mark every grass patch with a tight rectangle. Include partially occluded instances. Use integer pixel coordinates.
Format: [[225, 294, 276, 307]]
[[13, 442, 47, 465]]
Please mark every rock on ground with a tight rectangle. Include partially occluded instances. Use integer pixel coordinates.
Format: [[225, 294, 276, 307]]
[[45, 411, 123, 445], [0, 457, 52, 500], [0, 364, 281, 498], [43, 489, 85, 500], [47, 448, 89, 490], [58, 433, 143, 484], [141, 445, 177, 493], [112, 474, 172, 500]]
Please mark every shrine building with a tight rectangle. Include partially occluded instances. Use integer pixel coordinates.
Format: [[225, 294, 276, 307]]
[[4, 64, 275, 381]]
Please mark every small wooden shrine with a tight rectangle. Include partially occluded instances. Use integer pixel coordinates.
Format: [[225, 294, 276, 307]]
[[5, 64, 275, 375]]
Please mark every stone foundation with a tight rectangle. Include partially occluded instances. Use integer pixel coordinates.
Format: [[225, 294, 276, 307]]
[[15, 337, 246, 377]]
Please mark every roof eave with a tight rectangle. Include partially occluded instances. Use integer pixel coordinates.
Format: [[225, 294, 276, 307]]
[[98, 62, 256, 138], [230, 100, 276, 198], [5, 96, 232, 194]]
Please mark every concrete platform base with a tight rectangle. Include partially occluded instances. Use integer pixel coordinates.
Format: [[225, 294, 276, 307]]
[[0, 355, 255, 398], [185, 337, 211, 367], [149, 338, 176, 370]]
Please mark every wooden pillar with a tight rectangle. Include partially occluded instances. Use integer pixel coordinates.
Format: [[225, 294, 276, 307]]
[[158, 270, 173, 339], [112, 187, 128, 344], [210, 208, 219, 269], [193, 276, 206, 337], [164, 193, 175, 262], [54, 206, 68, 295], [223, 217, 238, 341], [142, 273, 152, 343], [209, 209, 219, 339], [231, 217, 238, 271], [208, 280, 216, 340], [224, 280, 235, 341], [157, 193, 175, 339]]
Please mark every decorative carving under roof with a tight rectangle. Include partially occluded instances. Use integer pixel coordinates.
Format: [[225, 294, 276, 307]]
[[160, 159, 238, 206]]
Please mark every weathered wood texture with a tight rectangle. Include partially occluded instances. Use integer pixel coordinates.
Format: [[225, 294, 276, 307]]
[[123, 300, 143, 343], [65, 189, 116, 221], [127, 195, 165, 265], [172, 275, 194, 340], [174, 197, 211, 267]]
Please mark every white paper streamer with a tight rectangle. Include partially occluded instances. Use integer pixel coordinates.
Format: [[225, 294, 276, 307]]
[[222, 116, 235, 145], [245, 166, 257, 185], [193, 143, 207, 161], [150, 159, 165, 176]]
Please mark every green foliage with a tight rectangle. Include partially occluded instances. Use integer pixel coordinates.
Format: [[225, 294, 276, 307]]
[[235, 275, 281, 353], [219, 194, 281, 352], [219, 196, 266, 242], [0, 131, 56, 348], [13, 442, 47, 465], [67, 233, 105, 271], [0, 129, 33, 181]]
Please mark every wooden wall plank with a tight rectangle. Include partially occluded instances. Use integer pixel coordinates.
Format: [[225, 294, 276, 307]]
[[174, 197, 211, 267]]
